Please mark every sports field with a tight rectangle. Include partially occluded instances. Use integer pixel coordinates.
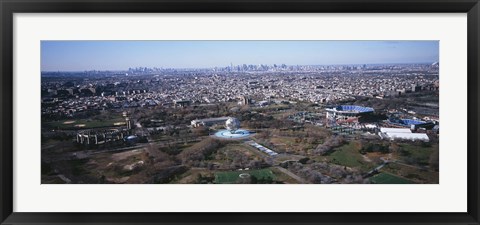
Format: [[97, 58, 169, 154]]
[[370, 172, 414, 184], [214, 169, 276, 184]]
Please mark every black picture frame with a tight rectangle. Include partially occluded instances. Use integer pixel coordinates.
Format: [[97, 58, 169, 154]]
[[1, 0, 479, 224]]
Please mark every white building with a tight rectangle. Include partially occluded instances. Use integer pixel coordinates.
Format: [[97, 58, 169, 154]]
[[380, 127, 412, 133], [378, 127, 429, 142], [191, 117, 230, 127]]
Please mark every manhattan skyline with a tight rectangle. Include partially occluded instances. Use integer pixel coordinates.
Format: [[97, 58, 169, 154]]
[[41, 40, 439, 71]]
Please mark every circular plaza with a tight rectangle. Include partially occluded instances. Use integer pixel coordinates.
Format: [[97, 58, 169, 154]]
[[214, 129, 252, 139]]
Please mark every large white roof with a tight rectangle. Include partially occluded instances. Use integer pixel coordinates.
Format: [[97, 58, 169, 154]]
[[380, 127, 412, 133], [384, 132, 429, 141], [379, 127, 429, 141]]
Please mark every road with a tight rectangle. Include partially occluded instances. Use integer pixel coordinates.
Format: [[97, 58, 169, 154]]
[[274, 166, 308, 184]]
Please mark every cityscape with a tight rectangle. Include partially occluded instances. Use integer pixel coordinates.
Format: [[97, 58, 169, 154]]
[[41, 41, 439, 184]]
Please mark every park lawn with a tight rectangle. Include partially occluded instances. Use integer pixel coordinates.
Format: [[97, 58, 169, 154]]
[[371, 172, 415, 184], [382, 163, 439, 184], [327, 142, 373, 171], [267, 135, 317, 154], [270, 167, 301, 184], [270, 136, 297, 147], [214, 168, 276, 184], [214, 144, 260, 160], [397, 143, 437, 166]]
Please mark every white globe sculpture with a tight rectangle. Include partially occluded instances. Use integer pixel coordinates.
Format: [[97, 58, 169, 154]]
[[225, 117, 241, 134]]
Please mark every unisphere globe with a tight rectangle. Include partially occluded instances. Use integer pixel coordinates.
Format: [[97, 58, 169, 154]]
[[225, 117, 241, 134]]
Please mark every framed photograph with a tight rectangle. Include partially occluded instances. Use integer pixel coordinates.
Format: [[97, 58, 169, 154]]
[[1, 0, 479, 224]]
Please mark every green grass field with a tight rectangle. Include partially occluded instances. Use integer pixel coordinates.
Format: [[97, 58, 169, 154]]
[[327, 142, 372, 170], [370, 172, 414, 184], [214, 169, 276, 184], [398, 143, 436, 166]]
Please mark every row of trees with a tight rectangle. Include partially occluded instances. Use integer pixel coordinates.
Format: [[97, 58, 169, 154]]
[[287, 162, 334, 184], [287, 162, 368, 184], [356, 141, 391, 154], [312, 136, 346, 155], [177, 138, 225, 167], [309, 162, 368, 184]]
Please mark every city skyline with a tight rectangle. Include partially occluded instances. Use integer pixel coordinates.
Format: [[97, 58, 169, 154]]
[[41, 41, 439, 71]]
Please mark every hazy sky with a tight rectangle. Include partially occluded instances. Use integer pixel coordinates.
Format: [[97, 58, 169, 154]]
[[41, 41, 439, 71]]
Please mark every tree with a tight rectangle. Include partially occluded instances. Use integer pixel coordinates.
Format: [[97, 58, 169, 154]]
[[177, 138, 223, 166], [313, 136, 345, 155]]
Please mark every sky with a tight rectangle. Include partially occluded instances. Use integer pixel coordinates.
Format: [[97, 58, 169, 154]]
[[41, 41, 439, 71]]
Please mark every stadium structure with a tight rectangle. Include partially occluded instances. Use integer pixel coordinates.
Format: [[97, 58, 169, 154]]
[[76, 111, 134, 145], [191, 117, 230, 128], [76, 129, 131, 145], [387, 118, 435, 130], [326, 105, 374, 121]]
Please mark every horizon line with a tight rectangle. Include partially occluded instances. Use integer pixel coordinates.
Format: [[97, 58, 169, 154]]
[[41, 61, 439, 73]]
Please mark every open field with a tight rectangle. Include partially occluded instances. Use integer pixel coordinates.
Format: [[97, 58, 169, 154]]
[[214, 168, 276, 184], [396, 143, 437, 166], [262, 136, 315, 155], [326, 142, 374, 171], [382, 162, 439, 184], [270, 167, 302, 184], [370, 172, 414, 184]]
